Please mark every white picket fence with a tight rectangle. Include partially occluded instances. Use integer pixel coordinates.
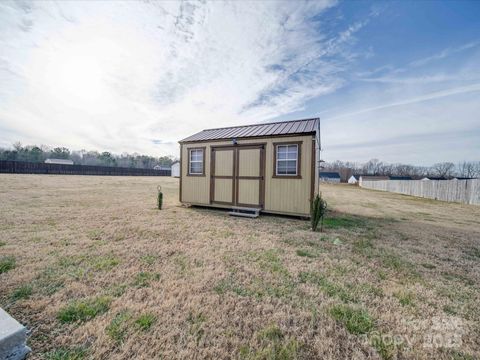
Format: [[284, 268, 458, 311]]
[[360, 179, 480, 205]]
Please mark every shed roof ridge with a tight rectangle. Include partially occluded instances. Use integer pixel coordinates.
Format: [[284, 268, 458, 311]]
[[201, 117, 319, 132]]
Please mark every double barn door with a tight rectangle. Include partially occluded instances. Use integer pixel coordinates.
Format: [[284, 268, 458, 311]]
[[211, 144, 265, 208]]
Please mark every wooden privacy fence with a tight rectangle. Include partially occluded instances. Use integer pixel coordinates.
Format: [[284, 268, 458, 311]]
[[360, 179, 480, 205], [0, 161, 170, 176]]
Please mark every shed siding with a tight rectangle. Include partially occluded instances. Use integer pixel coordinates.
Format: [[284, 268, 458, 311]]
[[238, 149, 260, 177], [181, 135, 315, 216], [238, 180, 260, 205], [215, 151, 233, 176], [214, 179, 233, 203]]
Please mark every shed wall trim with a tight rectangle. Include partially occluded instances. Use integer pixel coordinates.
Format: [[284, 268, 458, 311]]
[[272, 141, 302, 179], [186, 147, 206, 177]]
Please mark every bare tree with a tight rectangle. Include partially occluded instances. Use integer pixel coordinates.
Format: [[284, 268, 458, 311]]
[[378, 163, 392, 176], [320, 159, 479, 181], [432, 162, 455, 178], [475, 162, 480, 178], [457, 161, 479, 178], [362, 159, 384, 175]]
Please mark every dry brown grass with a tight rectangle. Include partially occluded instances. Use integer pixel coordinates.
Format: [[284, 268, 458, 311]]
[[0, 175, 479, 359]]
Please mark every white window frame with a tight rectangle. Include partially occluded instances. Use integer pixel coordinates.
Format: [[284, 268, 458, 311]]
[[275, 144, 299, 176], [188, 148, 204, 175]]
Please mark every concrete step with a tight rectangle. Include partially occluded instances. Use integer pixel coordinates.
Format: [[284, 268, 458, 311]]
[[230, 206, 261, 212], [228, 211, 259, 218], [229, 206, 260, 218], [0, 308, 31, 360]]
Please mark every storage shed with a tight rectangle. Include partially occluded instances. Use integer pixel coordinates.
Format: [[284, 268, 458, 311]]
[[171, 161, 180, 177], [179, 118, 320, 217]]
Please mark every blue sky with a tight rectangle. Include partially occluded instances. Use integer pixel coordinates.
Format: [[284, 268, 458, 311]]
[[0, 0, 479, 164]]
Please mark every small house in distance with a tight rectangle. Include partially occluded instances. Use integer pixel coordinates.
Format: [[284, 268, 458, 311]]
[[179, 118, 320, 217], [171, 161, 180, 177], [348, 174, 360, 184], [44, 158, 73, 165], [319, 171, 341, 183]]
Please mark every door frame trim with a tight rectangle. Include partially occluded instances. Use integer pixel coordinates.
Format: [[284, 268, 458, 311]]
[[210, 143, 266, 208], [210, 146, 236, 205], [235, 144, 265, 208]]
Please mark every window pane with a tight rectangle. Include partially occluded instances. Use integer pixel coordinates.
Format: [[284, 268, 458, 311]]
[[285, 160, 297, 174], [286, 152, 297, 160], [189, 149, 203, 174], [286, 145, 297, 159], [276, 160, 297, 175], [277, 162, 287, 174], [190, 162, 202, 174], [277, 145, 287, 160], [277, 145, 297, 159], [276, 144, 298, 175], [278, 145, 297, 157], [190, 149, 202, 161]]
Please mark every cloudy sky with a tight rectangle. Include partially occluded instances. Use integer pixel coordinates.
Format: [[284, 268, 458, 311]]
[[0, 0, 479, 164]]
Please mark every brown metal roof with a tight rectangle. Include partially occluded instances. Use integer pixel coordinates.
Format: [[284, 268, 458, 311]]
[[179, 118, 319, 143]]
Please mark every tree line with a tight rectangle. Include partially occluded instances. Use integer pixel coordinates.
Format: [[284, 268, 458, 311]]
[[0, 142, 176, 169], [2, 143, 478, 177], [322, 158, 480, 182]]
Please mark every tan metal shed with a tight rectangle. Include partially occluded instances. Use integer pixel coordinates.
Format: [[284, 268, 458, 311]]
[[179, 118, 320, 217]]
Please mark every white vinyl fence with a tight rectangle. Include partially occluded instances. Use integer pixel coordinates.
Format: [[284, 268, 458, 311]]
[[360, 179, 480, 205]]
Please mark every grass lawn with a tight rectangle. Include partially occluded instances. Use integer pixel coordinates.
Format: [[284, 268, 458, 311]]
[[0, 175, 479, 359]]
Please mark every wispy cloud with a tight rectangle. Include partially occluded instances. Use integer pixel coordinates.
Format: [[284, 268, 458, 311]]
[[0, 0, 365, 156], [358, 40, 480, 81], [359, 74, 457, 84], [328, 83, 480, 121], [409, 41, 480, 67]]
